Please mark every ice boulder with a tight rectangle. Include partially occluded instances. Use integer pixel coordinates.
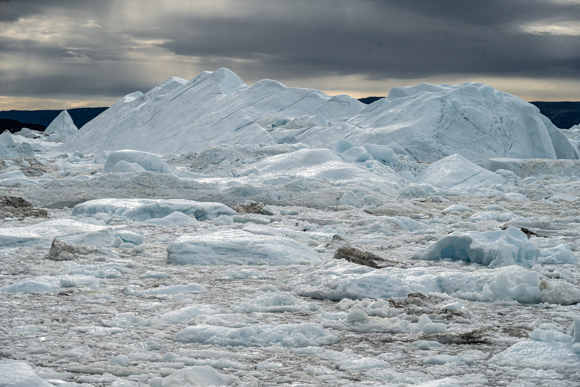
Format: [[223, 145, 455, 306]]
[[72, 198, 235, 221], [161, 366, 240, 387], [413, 227, 577, 267], [416, 154, 504, 190], [0, 360, 52, 387], [0, 131, 34, 159], [103, 150, 171, 174], [166, 229, 322, 265], [44, 110, 78, 142]]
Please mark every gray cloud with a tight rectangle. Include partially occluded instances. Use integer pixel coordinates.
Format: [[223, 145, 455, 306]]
[[0, 0, 579, 107]]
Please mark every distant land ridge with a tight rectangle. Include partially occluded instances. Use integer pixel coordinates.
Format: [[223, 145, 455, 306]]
[[0, 107, 108, 129], [0, 118, 46, 133], [357, 97, 580, 129]]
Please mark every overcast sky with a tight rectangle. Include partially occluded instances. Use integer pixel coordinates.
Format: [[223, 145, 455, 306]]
[[1, 0, 579, 110]]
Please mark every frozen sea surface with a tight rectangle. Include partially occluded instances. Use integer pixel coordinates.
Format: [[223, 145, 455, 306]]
[[1, 72, 580, 386]]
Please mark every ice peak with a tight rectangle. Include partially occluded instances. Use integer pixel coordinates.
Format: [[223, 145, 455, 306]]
[[208, 67, 247, 94], [45, 110, 77, 135]]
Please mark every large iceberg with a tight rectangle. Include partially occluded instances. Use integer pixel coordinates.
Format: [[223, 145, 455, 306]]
[[61, 69, 576, 166], [63, 68, 365, 155], [306, 82, 579, 164]]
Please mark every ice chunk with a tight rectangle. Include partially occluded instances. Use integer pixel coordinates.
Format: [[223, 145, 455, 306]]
[[103, 150, 171, 174], [124, 283, 207, 296], [0, 360, 52, 387], [0, 131, 34, 158], [441, 204, 472, 214], [175, 323, 338, 347], [0, 219, 116, 248], [335, 357, 389, 371], [72, 198, 235, 221], [0, 277, 61, 293], [363, 144, 398, 164], [416, 154, 504, 190], [538, 244, 578, 265], [161, 366, 240, 386], [339, 146, 370, 162], [110, 160, 146, 173], [142, 211, 199, 226], [232, 291, 318, 313], [491, 340, 580, 371], [157, 304, 226, 324], [335, 139, 354, 153], [412, 227, 543, 267], [423, 323, 447, 335], [166, 229, 322, 265], [115, 230, 143, 245]]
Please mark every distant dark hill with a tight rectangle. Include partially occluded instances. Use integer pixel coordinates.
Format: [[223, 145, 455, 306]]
[[530, 102, 580, 129], [357, 96, 385, 105], [0, 119, 46, 134], [0, 107, 108, 129], [357, 97, 580, 129]]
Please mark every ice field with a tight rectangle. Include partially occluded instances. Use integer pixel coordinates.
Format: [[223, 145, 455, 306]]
[[1, 69, 580, 386]]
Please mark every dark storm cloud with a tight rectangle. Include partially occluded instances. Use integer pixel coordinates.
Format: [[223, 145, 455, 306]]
[[157, 0, 580, 80], [0, 0, 579, 104]]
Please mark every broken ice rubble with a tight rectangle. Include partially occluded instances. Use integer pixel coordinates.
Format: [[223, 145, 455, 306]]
[[1, 68, 580, 386]]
